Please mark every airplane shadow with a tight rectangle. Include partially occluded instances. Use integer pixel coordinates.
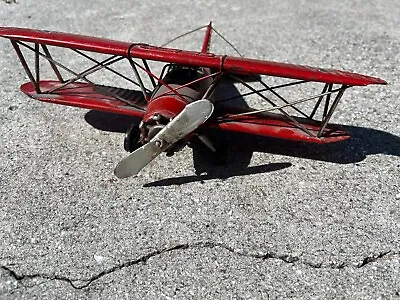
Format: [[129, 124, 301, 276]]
[[84, 77, 399, 186], [144, 162, 292, 187], [84, 109, 400, 186]]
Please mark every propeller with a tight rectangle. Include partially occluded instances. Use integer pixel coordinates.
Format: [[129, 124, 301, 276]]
[[114, 99, 214, 179]]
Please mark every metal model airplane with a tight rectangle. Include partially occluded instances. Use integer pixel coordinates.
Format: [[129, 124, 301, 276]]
[[0, 23, 386, 178]]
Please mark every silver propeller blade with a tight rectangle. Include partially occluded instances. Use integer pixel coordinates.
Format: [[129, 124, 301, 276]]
[[114, 99, 214, 179]]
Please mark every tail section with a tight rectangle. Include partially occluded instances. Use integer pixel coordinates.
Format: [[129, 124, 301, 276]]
[[201, 22, 212, 53]]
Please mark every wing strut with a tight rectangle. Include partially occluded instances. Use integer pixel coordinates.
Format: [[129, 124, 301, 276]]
[[11, 41, 41, 93], [229, 74, 317, 137], [46, 55, 123, 93], [142, 59, 157, 88], [34, 43, 40, 84], [309, 83, 329, 119], [127, 56, 149, 102], [13, 40, 147, 109], [41, 44, 64, 82], [317, 85, 347, 137]]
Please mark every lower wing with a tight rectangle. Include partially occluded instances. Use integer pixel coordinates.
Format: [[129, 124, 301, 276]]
[[209, 104, 350, 144], [20, 81, 146, 118]]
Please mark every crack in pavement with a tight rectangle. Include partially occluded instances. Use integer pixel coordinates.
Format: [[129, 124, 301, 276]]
[[1, 241, 398, 291], [1, 265, 80, 291]]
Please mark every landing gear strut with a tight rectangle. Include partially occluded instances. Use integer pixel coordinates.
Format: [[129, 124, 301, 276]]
[[124, 123, 141, 153]]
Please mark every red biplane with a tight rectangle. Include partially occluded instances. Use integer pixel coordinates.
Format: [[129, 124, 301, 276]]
[[0, 23, 386, 178]]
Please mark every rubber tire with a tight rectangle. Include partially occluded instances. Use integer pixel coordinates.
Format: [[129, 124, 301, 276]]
[[124, 123, 141, 153]]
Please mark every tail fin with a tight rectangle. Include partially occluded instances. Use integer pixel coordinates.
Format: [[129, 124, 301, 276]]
[[201, 22, 212, 53]]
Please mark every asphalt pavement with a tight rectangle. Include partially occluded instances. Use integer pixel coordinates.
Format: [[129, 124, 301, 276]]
[[0, 0, 399, 299]]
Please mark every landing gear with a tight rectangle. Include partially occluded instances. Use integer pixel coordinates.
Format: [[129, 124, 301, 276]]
[[123, 114, 185, 155], [191, 133, 228, 165], [124, 122, 141, 153]]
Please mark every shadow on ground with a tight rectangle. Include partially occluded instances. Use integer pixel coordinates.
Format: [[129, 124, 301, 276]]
[[84, 109, 400, 186]]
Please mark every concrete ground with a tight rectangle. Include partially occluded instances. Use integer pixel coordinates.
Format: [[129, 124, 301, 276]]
[[0, 0, 399, 299]]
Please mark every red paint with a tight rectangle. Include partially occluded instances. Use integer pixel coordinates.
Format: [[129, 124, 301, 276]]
[[20, 81, 349, 144], [0, 27, 131, 56], [143, 95, 187, 122], [20, 81, 145, 117], [201, 22, 213, 53], [1, 26, 387, 146], [212, 114, 350, 144], [0, 27, 386, 86]]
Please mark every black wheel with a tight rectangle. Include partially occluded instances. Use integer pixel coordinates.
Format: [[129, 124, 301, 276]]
[[124, 123, 141, 152]]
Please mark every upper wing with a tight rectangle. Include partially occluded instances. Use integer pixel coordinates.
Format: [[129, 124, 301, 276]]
[[0, 27, 386, 86], [130, 45, 386, 86], [0, 27, 386, 144], [0, 27, 131, 56]]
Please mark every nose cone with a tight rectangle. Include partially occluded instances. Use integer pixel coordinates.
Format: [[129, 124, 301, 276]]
[[142, 95, 188, 123]]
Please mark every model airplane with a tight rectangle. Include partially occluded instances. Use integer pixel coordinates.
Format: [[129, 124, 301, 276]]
[[0, 23, 386, 178]]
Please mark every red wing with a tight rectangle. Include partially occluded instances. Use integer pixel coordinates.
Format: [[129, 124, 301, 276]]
[[130, 45, 386, 86], [0, 27, 150, 116], [0, 27, 384, 145], [208, 105, 350, 144], [21, 81, 146, 117], [0, 27, 131, 56], [0, 27, 386, 86], [221, 57, 386, 86]]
